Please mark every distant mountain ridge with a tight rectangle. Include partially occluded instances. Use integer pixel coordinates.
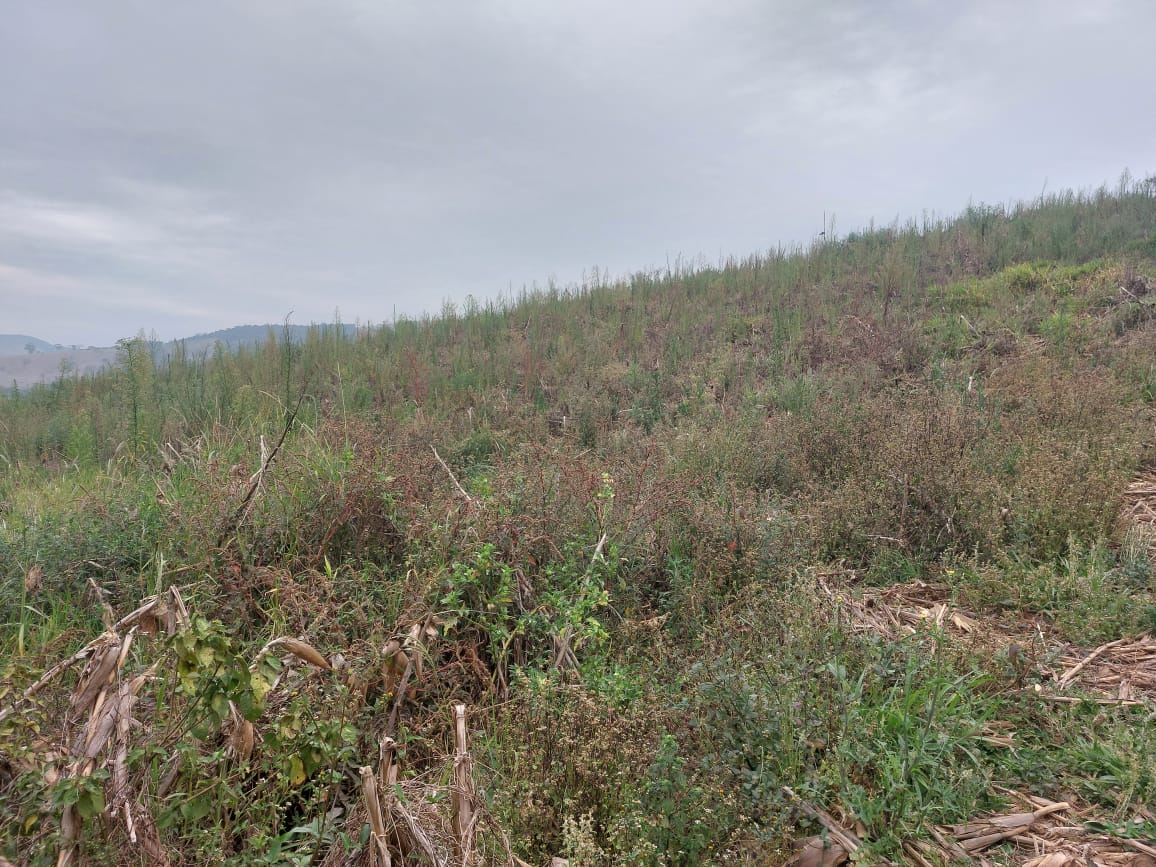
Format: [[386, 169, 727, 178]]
[[0, 323, 356, 391], [0, 334, 62, 354], [159, 324, 356, 358]]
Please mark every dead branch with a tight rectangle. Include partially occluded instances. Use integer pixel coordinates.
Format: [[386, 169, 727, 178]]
[[432, 445, 473, 503], [218, 391, 305, 545]]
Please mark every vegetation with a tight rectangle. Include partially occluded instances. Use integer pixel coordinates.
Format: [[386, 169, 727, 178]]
[[2, 174, 1156, 865]]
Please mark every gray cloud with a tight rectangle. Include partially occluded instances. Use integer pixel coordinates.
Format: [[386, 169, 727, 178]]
[[1, 0, 1153, 345]]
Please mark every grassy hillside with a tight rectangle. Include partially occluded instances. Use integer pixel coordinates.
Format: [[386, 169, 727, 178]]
[[2, 179, 1156, 865]]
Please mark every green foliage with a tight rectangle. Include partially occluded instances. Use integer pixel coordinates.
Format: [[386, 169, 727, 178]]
[[820, 638, 995, 849], [172, 616, 275, 726], [957, 541, 1156, 643], [638, 734, 718, 864]]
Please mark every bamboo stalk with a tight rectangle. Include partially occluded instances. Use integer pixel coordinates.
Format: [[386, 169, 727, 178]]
[[360, 766, 392, 867], [452, 703, 476, 866], [1057, 636, 1130, 687], [782, 787, 862, 854]]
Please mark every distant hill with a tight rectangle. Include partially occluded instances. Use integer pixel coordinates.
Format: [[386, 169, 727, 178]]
[[0, 334, 62, 354], [0, 346, 117, 391], [0, 323, 356, 391], [162, 324, 356, 359]]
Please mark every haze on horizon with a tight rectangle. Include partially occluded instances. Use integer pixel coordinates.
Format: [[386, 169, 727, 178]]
[[1, 0, 1153, 348]]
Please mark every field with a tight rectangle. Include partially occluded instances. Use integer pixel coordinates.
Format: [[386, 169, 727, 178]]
[[2, 177, 1156, 865]]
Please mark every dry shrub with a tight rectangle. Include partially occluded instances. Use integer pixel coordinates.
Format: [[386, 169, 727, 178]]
[[988, 360, 1146, 561], [798, 357, 1148, 570], [802, 391, 1004, 566], [801, 310, 930, 379]]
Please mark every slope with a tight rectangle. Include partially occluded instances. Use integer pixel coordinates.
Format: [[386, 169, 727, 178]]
[[1, 180, 1155, 865]]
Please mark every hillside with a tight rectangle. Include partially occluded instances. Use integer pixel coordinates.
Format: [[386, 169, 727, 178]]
[[1, 182, 1156, 865]]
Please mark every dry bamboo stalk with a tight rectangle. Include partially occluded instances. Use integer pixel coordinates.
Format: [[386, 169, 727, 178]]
[[156, 752, 182, 801], [228, 703, 255, 763], [135, 805, 171, 866], [391, 801, 445, 867], [385, 654, 416, 738], [452, 703, 476, 866], [56, 802, 80, 867], [58, 660, 155, 867], [379, 737, 399, 789], [112, 688, 133, 816], [86, 575, 115, 628], [496, 824, 535, 867], [0, 639, 104, 726], [112, 595, 161, 631], [782, 787, 862, 854], [380, 638, 410, 706], [72, 631, 137, 769], [123, 801, 137, 844], [68, 634, 123, 718], [960, 828, 1025, 852], [377, 738, 399, 861], [1121, 836, 1156, 858], [1037, 694, 1146, 707], [901, 841, 937, 867], [1057, 637, 1131, 688], [953, 802, 1070, 853], [360, 766, 393, 867], [552, 627, 578, 671], [250, 636, 331, 672], [928, 824, 972, 861], [591, 533, 608, 564]]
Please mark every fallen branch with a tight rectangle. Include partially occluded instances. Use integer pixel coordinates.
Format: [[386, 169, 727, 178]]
[[432, 446, 473, 504], [218, 392, 305, 545]]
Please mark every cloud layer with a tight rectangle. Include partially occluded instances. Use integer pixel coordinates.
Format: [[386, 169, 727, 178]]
[[1, 0, 1153, 345]]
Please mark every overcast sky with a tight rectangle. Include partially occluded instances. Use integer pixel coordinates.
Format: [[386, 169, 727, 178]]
[[1, 0, 1153, 346]]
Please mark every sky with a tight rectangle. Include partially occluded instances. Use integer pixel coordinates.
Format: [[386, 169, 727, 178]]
[[1, 0, 1153, 347]]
